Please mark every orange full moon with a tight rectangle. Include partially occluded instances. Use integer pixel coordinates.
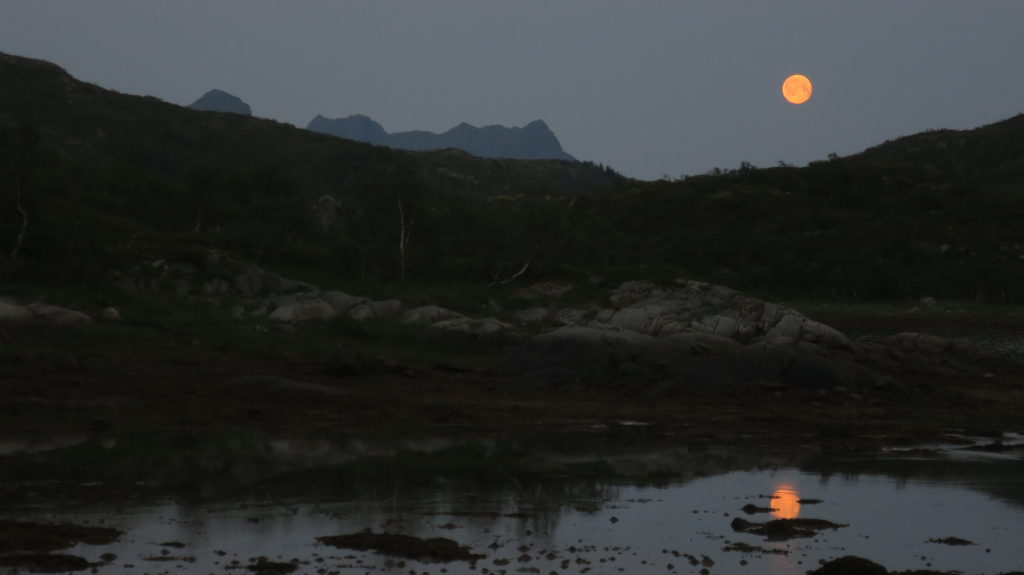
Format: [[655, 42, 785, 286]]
[[782, 74, 813, 104]]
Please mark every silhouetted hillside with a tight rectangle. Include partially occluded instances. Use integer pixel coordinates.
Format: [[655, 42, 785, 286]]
[[850, 114, 1024, 190], [1, 50, 1022, 302], [0, 51, 623, 283], [308, 114, 577, 161]]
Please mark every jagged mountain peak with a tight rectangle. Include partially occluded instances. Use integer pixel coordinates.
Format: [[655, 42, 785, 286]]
[[307, 114, 576, 162], [189, 89, 252, 116]]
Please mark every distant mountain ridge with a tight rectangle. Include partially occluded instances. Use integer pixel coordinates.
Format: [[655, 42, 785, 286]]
[[307, 114, 577, 161], [189, 89, 252, 116]]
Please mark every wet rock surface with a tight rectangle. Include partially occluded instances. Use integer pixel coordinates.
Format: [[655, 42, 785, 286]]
[[316, 531, 484, 562], [0, 552, 92, 573], [807, 554, 1024, 575], [926, 536, 975, 546], [730, 516, 848, 541], [721, 541, 789, 555], [809, 555, 890, 575], [246, 557, 298, 573]]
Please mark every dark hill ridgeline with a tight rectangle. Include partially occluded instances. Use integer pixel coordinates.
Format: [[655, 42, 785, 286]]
[[0, 51, 623, 283], [307, 114, 577, 162], [849, 113, 1024, 190], [0, 52, 617, 201], [1, 50, 1023, 301]]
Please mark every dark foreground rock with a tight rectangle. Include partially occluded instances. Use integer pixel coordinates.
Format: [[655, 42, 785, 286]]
[[0, 552, 92, 573], [316, 531, 484, 562], [0, 519, 122, 552], [730, 517, 847, 541], [247, 558, 298, 574], [926, 536, 974, 546], [808, 554, 1024, 575], [808, 556, 888, 575]]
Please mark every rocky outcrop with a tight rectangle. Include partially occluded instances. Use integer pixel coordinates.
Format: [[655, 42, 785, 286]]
[[588, 280, 851, 346], [266, 294, 338, 323], [495, 279, 1004, 395], [0, 298, 93, 324], [307, 115, 577, 161], [89, 249, 1017, 393], [402, 306, 465, 324], [349, 299, 402, 322], [257, 291, 403, 324], [188, 89, 252, 116], [27, 303, 94, 325], [426, 317, 519, 344]]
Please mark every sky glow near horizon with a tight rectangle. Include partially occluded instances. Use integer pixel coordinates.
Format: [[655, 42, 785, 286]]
[[2, 1, 1023, 180]]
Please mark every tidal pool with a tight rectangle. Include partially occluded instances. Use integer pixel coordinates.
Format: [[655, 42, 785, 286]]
[[3, 432, 1023, 574]]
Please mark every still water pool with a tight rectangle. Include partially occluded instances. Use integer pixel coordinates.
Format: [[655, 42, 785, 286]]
[[6, 434, 1023, 575]]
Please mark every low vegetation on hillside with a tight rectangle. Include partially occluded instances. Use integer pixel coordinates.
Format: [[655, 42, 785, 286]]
[[1, 52, 1022, 305]]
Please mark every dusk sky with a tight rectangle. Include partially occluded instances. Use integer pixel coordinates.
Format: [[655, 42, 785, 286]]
[[3, 1, 1023, 180]]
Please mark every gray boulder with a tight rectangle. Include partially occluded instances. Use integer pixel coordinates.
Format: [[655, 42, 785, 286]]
[[402, 305, 464, 324], [513, 307, 550, 325], [426, 317, 518, 344], [554, 308, 589, 326], [348, 299, 402, 321], [663, 331, 743, 355], [0, 300, 33, 322], [601, 280, 806, 341], [320, 291, 368, 314], [267, 293, 336, 323], [27, 303, 93, 325], [764, 314, 856, 351]]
